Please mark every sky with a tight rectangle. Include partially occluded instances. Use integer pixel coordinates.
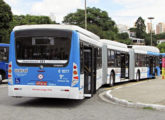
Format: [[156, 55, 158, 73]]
[[4, 0, 165, 28]]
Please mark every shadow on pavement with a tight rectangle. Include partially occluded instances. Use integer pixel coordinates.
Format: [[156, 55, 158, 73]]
[[14, 98, 86, 108]]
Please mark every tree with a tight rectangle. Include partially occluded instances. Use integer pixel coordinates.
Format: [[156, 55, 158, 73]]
[[63, 7, 118, 40], [157, 43, 165, 53], [118, 32, 129, 39], [117, 32, 132, 45], [135, 17, 146, 39], [0, 0, 12, 43], [145, 33, 157, 46], [10, 15, 56, 29], [155, 33, 165, 40]]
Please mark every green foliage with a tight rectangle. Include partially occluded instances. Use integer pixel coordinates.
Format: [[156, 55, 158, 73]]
[[135, 17, 146, 39], [143, 107, 154, 110], [145, 33, 157, 46], [0, 0, 12, 43], [155, 33, 165, 39], [10, 15, 56, 29], [118, 33, 129, 39], [129, 28, 136, 32], [7, 14, 55, 43], [63, 7, 118, 40], [157, 43, 165, 53], [117, 32, 132, 45]]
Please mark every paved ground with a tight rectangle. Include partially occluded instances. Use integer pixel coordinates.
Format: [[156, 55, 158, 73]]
[[111, 77, 165, 105], [0, 83, 165, 120]]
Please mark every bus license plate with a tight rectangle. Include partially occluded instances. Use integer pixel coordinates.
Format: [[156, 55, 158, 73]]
[[36, 81, 47, 86]]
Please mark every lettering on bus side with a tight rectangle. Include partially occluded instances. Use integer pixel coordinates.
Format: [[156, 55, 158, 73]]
[[58, 69, 70, 74], [14, 69, 28, 73], [14, 68, 28, 76]]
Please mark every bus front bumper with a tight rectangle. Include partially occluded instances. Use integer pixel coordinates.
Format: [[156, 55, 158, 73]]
[[8, 85, 84, 99]]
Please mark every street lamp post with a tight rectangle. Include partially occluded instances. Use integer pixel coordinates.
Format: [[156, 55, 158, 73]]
[[148, 17, 154, 46], [85, 0, 87, 29]]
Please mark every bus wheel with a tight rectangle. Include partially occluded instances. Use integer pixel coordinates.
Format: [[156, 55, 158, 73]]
[[0, 74, 2, 84], [109, 72, 115, 87], [155, 69, 157, 76], [0, 71, 5, 84], [136, 71, 140, 82]]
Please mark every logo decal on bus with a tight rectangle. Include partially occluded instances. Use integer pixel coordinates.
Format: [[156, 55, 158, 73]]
[[38, 74, 44, 80]]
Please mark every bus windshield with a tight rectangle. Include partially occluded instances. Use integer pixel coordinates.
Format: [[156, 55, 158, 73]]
[[15, 29, 72, 67]]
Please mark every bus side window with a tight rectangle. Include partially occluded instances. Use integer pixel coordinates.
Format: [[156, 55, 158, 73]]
[[135, 54, 138, 67], [108, 50, 115, 67], [97, 48, 102, 69]]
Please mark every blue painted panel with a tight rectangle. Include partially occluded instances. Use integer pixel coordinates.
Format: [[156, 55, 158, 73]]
[[147, 51, 160, 56]]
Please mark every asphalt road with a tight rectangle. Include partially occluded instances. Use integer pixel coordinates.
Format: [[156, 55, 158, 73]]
[[0, 84, 165, 120]]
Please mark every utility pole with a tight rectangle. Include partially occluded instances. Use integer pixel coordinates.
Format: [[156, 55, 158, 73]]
[[85, 0, 87, 29], [148, 17, 154, 46]]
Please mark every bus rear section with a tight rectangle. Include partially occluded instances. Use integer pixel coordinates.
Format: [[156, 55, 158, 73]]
[[8, 26, 85, 99], [128, 45, 160, 80]]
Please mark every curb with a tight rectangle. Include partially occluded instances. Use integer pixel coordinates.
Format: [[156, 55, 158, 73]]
[[102, 81, 165, 111]]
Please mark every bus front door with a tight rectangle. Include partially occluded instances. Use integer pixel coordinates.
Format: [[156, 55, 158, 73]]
[[121, 54, 126, 78], [149, 56, 154, 75], [84, 47, 95, 96]]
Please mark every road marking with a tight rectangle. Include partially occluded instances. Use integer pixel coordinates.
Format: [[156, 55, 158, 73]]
[[105, 80, 151, 91]]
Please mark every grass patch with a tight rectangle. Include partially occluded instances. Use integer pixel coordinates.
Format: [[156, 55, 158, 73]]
[[143, 107, 154, 110]]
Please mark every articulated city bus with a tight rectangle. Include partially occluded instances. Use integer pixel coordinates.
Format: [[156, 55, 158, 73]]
[[8, 25, 160, 99], [128, 45, 160, 81], [8, 25, 103, 99], [0, 43, 9, 84]]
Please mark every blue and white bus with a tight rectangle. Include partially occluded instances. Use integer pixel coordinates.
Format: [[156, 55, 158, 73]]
[[8, 25, 103, 99], [8, 24, 161, 99], [128, 45, 160, 81], [0, 43, 9, 83]]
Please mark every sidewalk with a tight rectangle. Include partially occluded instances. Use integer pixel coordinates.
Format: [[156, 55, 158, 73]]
[[111, 77, 165, 105]]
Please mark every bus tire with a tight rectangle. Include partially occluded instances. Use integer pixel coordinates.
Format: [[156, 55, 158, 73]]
[[136, 71, 140, 82], [109, 72, 115, 87], [155, 69, 157, 76], [0, 71, 5, 84], [0, 75, 2, 84]]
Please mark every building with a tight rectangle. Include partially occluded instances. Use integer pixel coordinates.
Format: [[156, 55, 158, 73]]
[[117, 24, 129, 33], [157, 39, 165, 44], [147, 23, 152, 33], [117, 25, 145, 45], [130, 37, 145, 45], [147, 23, 155, 34], [156, 22, 165, 34]]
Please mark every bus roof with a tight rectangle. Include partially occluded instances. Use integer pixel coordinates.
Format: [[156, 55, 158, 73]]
[[101, 39, 127, 48], [101, 39, 128, 52], [13, 24, 100, 41], [129, 45, 160, 53], [0, 43, 9, 47]]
